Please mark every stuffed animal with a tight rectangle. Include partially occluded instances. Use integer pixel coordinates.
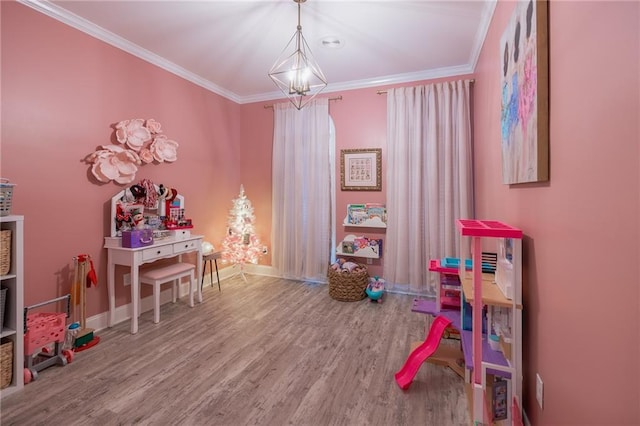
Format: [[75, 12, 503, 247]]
[[331, 258, 346, 270], [341, 261, 360, 272], [128, 206, 145, 229], [330, 258, 365, 273]]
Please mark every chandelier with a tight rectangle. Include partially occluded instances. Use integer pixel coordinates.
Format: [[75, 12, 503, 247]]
[[268, 0, 327, 110]]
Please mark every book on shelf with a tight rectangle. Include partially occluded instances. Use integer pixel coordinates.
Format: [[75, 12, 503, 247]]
[[366, 206, 386, 222], [351, 236, 382, 255], [347, 204, 367, 225], [346, 203, 387, 225], [341, 241, 355, 254], [369, 238, 382, 255]]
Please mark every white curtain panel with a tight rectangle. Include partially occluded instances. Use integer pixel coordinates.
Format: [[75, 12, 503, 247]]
[[271, 99, 331, 281], [384, 80, 473, 295]]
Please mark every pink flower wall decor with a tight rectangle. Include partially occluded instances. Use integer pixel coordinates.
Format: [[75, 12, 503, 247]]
[[86, 119, 179, 184], [150, 135, 179, 162]]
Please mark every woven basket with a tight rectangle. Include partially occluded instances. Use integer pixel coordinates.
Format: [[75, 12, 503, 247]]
[[0, 339, 13, 389], [0, 230, 10, 276], [327, 264, 369, 302], [0, 179, 15, 217]]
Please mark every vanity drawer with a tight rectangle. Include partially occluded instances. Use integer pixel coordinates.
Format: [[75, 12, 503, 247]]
[[142, 244, 174, 261], [173, 239, 198, 254], [170, 229, 191, 240]]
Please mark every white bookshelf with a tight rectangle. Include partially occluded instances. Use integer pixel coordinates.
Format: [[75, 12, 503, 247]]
[[0, 215, 24, 398], [342, 215, 386, 228], [343, 204, 387, 228], [335, 234, 382, 259]]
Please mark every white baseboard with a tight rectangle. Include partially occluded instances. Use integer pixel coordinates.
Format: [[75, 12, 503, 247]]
[[86, 287, 192, 332], [87, 265, 408, 332], [242, 263, 280, 278]]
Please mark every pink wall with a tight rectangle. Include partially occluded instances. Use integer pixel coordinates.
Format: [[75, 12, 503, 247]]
[[474, 1, 639, 424], [238, 102, 274, 266], [1, 2, 242, 316]]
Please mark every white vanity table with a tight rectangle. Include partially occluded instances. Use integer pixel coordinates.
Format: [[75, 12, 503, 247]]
[[104, 187, 203, 334]]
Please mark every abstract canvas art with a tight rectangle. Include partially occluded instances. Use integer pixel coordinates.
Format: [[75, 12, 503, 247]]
[[500, 0, 549, 184]]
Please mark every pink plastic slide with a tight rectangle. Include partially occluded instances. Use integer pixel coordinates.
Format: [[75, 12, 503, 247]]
[[394, 315, 453, 390]]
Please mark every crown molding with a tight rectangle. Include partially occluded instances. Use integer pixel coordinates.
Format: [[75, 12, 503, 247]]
[[239, 64, 475, 104], [19, 0, 494, 106], [469, 0, 497, 71], [322, 65, 475, 94]]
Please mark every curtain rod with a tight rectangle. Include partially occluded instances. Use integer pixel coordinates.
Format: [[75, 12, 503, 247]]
[[264, 95, 343, 109], [376, 79, 475, 94]]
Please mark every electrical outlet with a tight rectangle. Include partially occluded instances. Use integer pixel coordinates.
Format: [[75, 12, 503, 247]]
[[124, 273, 131, 286], [536, 373, 544, 409], [366, 258, 373, 265]]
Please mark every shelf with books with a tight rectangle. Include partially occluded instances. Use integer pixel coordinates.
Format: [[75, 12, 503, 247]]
[[343, 203, 387, 228], [336, 234, 382, 259]]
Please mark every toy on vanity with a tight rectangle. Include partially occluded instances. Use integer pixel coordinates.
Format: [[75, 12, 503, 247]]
[[114, 180, 193, 235]]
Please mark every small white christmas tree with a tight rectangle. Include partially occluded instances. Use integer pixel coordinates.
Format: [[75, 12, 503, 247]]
[[222, 185, 262, 280]]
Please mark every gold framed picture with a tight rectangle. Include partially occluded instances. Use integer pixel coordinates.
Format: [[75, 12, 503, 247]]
[[340, 148, 382, 191]]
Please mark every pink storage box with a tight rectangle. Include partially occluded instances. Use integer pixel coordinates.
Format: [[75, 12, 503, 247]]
[[122, 229, 154, 248]]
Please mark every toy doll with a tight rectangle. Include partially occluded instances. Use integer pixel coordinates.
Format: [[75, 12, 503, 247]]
[[131, 209, 145, 229], [366, 276, 385, 303]]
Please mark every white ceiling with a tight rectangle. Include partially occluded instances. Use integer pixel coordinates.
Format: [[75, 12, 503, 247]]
[[22, 0, 495, 104]]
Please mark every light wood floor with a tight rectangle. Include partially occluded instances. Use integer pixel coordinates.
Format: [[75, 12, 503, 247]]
[[1, 275, 469, 425]]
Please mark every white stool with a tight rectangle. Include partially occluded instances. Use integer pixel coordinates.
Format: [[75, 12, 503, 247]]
[[139, 262, 196, 324]]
